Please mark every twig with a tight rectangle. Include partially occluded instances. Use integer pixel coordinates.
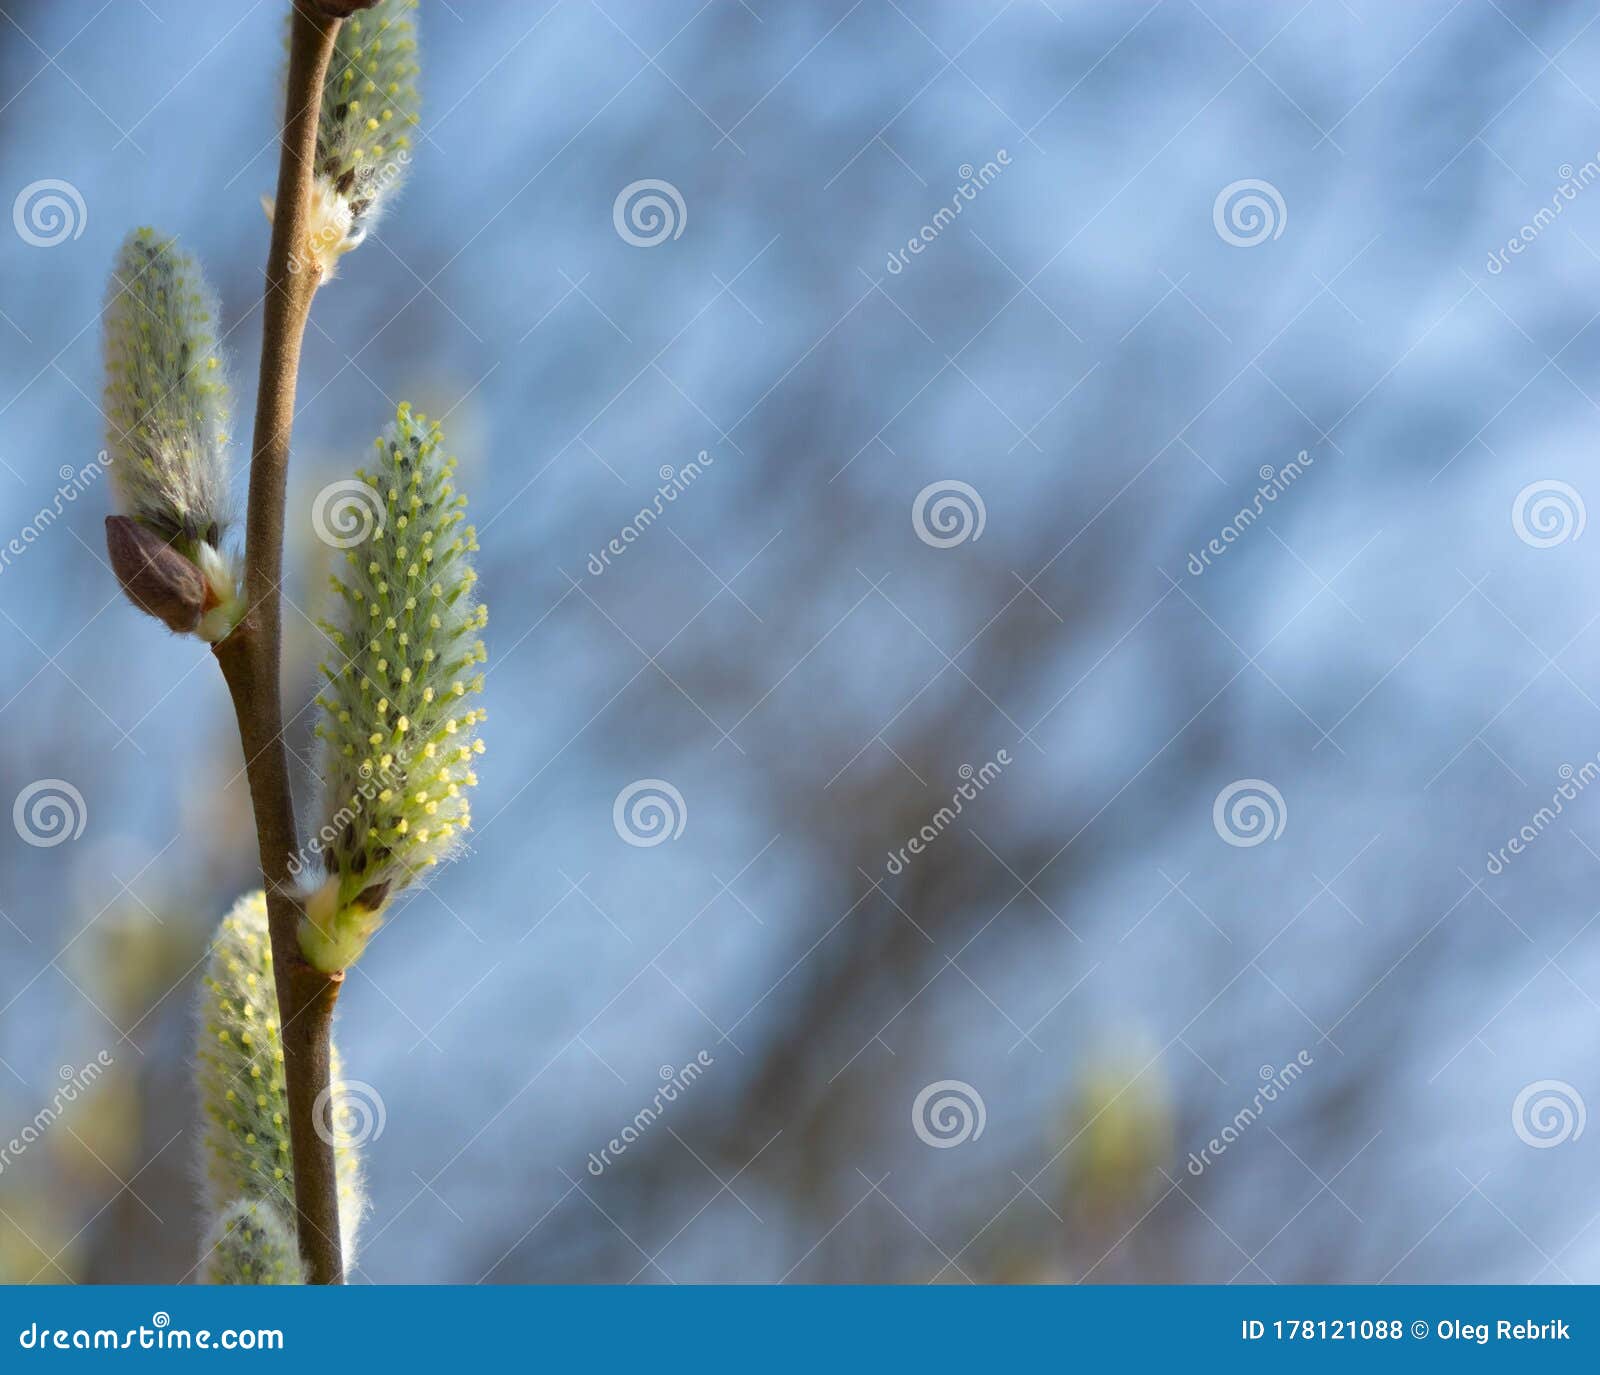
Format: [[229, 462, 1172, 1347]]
[[212, 1, 345, 1285]]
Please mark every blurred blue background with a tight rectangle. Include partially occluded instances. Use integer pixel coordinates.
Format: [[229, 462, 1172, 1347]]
[[1, 0, 1599, 1283]]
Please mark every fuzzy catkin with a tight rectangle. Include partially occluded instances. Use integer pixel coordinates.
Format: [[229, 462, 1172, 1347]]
[[102, 228, 241, 639], [318, 0, 419, 207], [290, 0, 419, 278], [196, 892, 365, 1261], [103, 228, 231, 548], [200, 1198, 305, 1285], [303, 403, 486, 972]]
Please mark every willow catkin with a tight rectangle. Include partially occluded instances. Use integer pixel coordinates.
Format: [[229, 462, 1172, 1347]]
[[102, 228, 241, 640], [279, 0, 421, 278], [195, 892, 365, 1263], [302, 404, 486, 972], [200, 1198, 305, 1286]]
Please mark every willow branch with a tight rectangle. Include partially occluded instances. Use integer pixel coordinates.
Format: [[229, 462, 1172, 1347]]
[[212, 1, 344, 1286]]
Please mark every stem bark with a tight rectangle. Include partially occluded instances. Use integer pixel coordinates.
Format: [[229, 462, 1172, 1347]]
[[212, 1, 345, 1285]]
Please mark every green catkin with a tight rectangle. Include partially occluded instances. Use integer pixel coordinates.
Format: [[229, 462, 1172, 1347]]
[[196, 892, 365, 1263], [286, 0, 421, 278], [201, 1198, 305, 1286], [102, 228, 242, 640], [302, 403, 487, 972], [103, 228, 231, 546], [319, 0, 420, 211]]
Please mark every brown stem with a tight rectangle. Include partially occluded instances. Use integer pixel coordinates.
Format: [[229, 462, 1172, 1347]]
[[211, 2, 346, 1285], [214, 641, 345, 1286]]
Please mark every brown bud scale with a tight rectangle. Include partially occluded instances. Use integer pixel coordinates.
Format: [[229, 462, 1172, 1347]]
[[105, 515, 204, 635]]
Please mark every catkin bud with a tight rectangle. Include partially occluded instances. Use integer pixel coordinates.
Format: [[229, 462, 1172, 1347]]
[[102, 228, 242, 640], [103, 228, 232, 546], [105, 516, 204, 634], [273, 0, 420, 279], [200, 1198, 305, 1285], [196, 892, 365, 1262], [303, 403, 486, 972]]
